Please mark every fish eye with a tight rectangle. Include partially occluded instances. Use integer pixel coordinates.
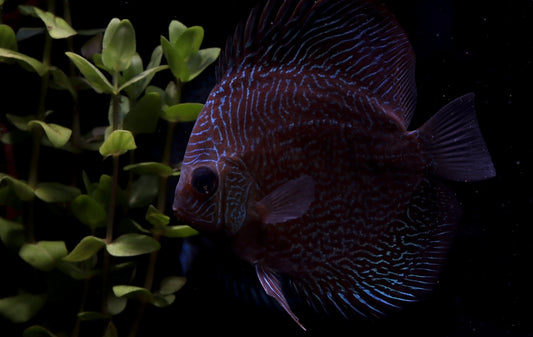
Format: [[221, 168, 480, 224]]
[[190, 166, 218, 196]]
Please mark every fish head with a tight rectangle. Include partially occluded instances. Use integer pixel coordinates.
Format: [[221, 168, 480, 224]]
[[173, 154, 258, 236], [173, 161, 220, 233]]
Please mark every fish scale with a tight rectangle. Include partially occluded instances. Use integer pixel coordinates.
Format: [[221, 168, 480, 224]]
[[173, 0, 495, 330]]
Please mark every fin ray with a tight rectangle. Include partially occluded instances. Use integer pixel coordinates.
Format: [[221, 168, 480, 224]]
[[258, 175, 315, 225], [219, 0, 417, 125], [419, 93, 496, 181], [256, 264, 306, 330]]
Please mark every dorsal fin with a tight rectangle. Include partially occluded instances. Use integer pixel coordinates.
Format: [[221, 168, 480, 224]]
[[218, 0, 417, 127]]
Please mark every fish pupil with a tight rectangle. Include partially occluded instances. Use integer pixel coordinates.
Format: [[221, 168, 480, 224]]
[[191, 166, 218, 195]]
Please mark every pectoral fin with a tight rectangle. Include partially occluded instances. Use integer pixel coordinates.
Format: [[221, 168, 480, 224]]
[[256, 175, 315, 225]]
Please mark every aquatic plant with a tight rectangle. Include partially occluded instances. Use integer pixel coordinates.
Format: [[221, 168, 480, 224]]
[[0, 1, 219, 336]]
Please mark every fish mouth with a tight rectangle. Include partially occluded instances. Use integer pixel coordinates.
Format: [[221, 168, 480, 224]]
[[173, 208, 217, 233]]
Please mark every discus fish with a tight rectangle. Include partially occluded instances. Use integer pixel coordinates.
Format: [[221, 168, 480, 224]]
[[173, 0, 495, 330]]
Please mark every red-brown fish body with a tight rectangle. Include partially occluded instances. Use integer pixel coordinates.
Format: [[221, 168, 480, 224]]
[[173, 0, 495, 329]]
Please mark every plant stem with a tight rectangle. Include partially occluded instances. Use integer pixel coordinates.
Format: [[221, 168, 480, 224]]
[[27, 5, 54, 188], [71, 276, 90, 337], [128, 232, 160, 337], [156, 122, 176, 212], [26, 0, 55, 242], [63, 0, 81, 150], [106, 155, 120, 244], [111, 73, 121, 130], [25, 131, 41, 242], [101, 154, 119, 316], [102, 75, 122, 313], [129, 81, 182, 337]]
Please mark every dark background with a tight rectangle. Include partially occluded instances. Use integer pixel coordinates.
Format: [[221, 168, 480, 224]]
[[1, 0, 531, 336]]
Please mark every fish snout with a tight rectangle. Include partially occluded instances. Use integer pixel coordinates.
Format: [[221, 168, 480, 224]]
[[173, 201, 220, 233]]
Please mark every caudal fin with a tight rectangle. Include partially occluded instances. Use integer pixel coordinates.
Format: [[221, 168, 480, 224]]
[[418, 93, 496, 182]]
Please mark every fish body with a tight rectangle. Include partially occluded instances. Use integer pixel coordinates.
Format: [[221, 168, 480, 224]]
[[173, 0, 495, 329]]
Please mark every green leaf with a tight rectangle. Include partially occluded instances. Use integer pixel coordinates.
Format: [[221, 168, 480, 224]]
[[0, 173, 34, 201], [77, 311, 110, 321], [34, 182, 80, 202], [108, 95, 129, 128], [28, 120, 72, 148], [5, 113, 34, 131], [111, 262, 136, 273], [106, 295, 127, 316], [113, 285, 152, 301], [123, 92, 162, 134], [23, 325, 58, 337], [0, 47, 47, 75], [163, 225, 198, 238], [130, 219, 150, 234], [19, 241, 68, 271], [151, 293, 175, 308], [0, 293, 46, 323], [122, 53, 143, 79], [124, 162, 174, 177], [82, 171, 92, 194], [92, 53, 109, 72], [168, 20, 187, 46], [113, 284, 180, 307], [124, 46, 163, 100], [161, 36, 188, 82], [102, 18, 136, 72], [63, 236, 106, 262], [175, 26, 204, 60], [145, 205, 169, 228], [20, 6, 77, 39], [1, 129, 29, 145], [49, 66, 76, 97], [161, 103, 203, 123], [93, 174, 114, 206], [128, 175, 159, 208], [159, 276, 186, 295], [186, 47, 220, 82], [117, 65, 168, 93], [99, 130, 137, 157], [65, 52, 113, 93], [71, 194, 107, 228], [104, 321, 118, 337], [0, 24, 17, 52], [106, 233, 160, 257], [56, 259, 99, 280], [164, 81, 179, 106], [147, 45, 164, 71], [0, 217, 25, 248]]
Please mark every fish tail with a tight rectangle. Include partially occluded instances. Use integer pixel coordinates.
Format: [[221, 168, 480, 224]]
[[417, 93, 496, 182]]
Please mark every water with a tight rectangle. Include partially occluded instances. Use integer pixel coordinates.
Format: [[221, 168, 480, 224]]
[[1, 1, 531, 336], [91, 1, 533, 336]]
